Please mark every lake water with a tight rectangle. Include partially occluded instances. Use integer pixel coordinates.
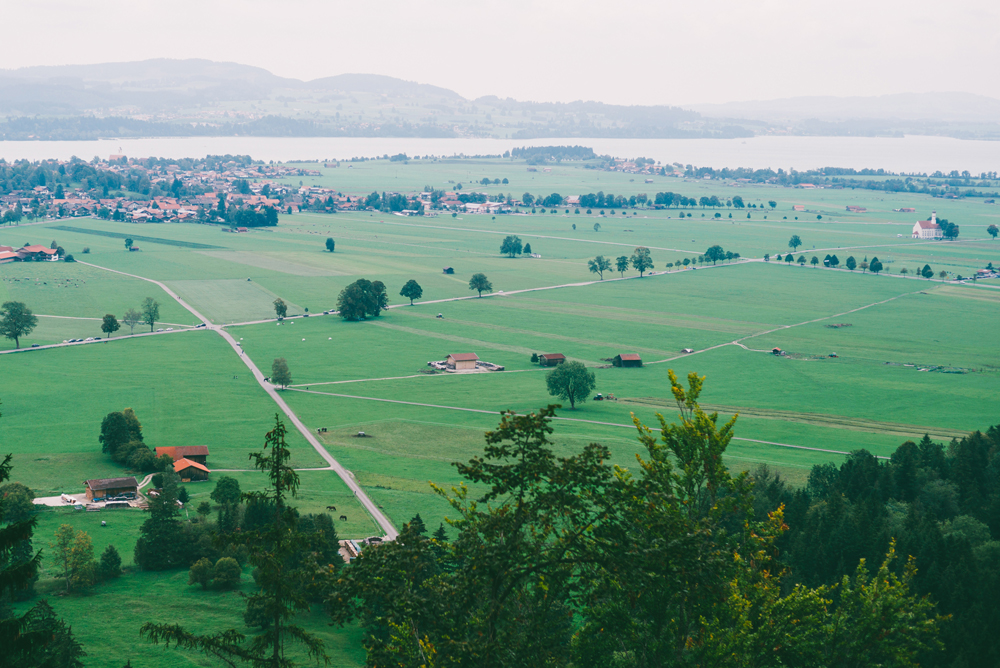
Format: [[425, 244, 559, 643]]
[[0, 135, 997, 174]]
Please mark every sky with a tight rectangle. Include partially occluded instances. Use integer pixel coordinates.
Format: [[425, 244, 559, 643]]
[[2, 0, 998, 106]]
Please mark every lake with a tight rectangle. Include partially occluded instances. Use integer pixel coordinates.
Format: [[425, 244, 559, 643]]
[[0, 135, 997, 174]]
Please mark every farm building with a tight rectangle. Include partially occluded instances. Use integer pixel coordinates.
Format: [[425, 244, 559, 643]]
[[613, 353, 642, 368], [84, 476, 138, 502], [792, 205, 805, 212], [539, 353, 566, 367], [174, 458, 210, 482], [155, 446, 209, 465], [442, 267, 455, 274], [447, 353, 479, 370], [845, 206, 867, 213]]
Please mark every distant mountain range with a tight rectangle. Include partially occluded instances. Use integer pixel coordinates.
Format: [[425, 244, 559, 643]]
[[0, 59, 997, 141]]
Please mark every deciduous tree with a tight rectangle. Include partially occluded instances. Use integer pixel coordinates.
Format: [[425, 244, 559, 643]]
[[587, 255, 611, 280], [0, 301, 38, 349], [469, 272, 492, 297], [705, 244, 726, 264], [631, 247, 654, 276], [122, 308, 141, 335], [615, 255, 629, 277], [500, 235, 523, 258], [846, 256, 857, 271], [399, 279, 423, 305], [273, 298, 287, 319], [141, 297, 160, 332], [336, 278, 387, 320], [325, 238, 335, 252], [189, 557, 213, 590], [101, 314, 120, 338], [545, 360, 596, 409], [271, 358, 291, 389], [789, 234, 802, 251]]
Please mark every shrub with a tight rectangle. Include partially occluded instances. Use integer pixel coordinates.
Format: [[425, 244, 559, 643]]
[[99, 544, 122, 580], [213, 557, 242, 589], [188, 557, 213, 589]]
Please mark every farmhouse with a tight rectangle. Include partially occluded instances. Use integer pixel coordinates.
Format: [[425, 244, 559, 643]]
[[539, 353, 566, 367], [174, 458, 210, 482], [792, 205, 805, 212], [16, 245, 58, 261], [84, 476, 138, 502], [846, 206, 867, 213], [155, 445, 209, 465], [613, 353, 642, 368], [447, 353, 479, 370], [912, 212, 943, 239]]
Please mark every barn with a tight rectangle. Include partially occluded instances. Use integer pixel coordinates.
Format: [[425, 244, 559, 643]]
[[539, 353, 566, 367], [85, 476, 138, 502], [442, 267, 455, 274], [613, 353, 642, 368], [174, 458, 211, 482], [447, 353, 479, 370], [155, 446, 209, 465]]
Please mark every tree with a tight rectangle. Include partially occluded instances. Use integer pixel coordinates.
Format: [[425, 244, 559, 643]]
[[988, 224, 998, 239], [523, 242, 532, 255], [101, 314, 120, 338], [469, 273, 493, 297], [125, 237, 133, 250], [325, 238, 335, 252], [785, 254, 794, 264], [213, 557, 242, 589], [141, 297, 160, 332], [704, 244, 726, 265], [922, 264, 934, 279], [500, 235, 523, 258], [336, 278, 387, 320], [846, 256, 857, 271], [99, 544, 122, 580], [122, 308, 141, 335], [211, 476, 242, 507], [859, 260, 869, 273], [788, 235, 802, 252], [588, 255, 612, 280], [99, 409, 144, 462], [630, 247, 654, 277], [52, 525, 95, 593], [197, 501, 212, 519], [142, 415, 331, 667], [593, 222, 601, 232], [938, 270, 948, 279], [870, 257, 884, 274], [189, 557, 214, 590], [273, 298, 287, 319], [615, 255, 629, 277], [0, 301, 38, 349], [545, 360, 596, 409], [0, 482, 34, 523], [811, 256, 819, 267], [399, 279, 423, 305], [768, 200, 777, 209], [271, 358, 291, 389]]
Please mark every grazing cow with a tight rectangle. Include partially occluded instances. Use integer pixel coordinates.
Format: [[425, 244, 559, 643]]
[[339, 515, 348, 521], [326, 505, 336, 511]]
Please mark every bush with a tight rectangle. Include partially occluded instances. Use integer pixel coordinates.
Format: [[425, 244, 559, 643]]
[[530, 353, 539, 363], [82, 247, 90, 254], [99, 544, 122, 580], [188, 557, 213, 589], [213, 557, 242, 589], [64, 254, 75, 263]]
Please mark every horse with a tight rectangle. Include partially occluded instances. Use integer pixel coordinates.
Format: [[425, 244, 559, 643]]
[[326, 505, 336, 511], [339, 515, 347, 521]]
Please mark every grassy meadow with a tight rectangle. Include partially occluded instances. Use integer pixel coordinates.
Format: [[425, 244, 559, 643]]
[[2, 156, 999, 666]]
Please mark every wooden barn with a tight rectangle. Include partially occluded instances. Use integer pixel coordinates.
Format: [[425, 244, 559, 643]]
[[85, 476, 138, 502], [155, 446, 209, 465], [613, 353, 642, 368], [539, 353, 566, 367], [447, 353, 479, 370], [174, 458, 210, 482]]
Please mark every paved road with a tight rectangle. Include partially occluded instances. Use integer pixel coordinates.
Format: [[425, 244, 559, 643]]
[[75, 261, 399, 540]]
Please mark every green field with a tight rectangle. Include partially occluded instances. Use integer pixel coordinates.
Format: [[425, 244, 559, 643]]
[[3, 157, 1000, 666]]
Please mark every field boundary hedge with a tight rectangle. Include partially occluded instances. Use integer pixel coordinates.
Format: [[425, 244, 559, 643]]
[[48, 225, 223, 249]]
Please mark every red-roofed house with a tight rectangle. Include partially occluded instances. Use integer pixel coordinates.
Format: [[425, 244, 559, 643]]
[[155, 446, 209, 465], [613, 353, 642, 368], [539, 353, 566, 367], [174, 458, 210, 482], [17, 245, 58, 261]]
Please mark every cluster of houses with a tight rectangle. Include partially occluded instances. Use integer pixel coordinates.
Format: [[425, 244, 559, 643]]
[[80, 445, 211, 509]]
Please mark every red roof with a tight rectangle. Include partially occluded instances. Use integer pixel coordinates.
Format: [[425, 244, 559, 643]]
[[173, 458, 210, 474], [915, 220, 940, 229], [619, 353, 642, 361], [448, 353, 479, 362], [540, 353, 566, 360], [20, 245, 57, 254]]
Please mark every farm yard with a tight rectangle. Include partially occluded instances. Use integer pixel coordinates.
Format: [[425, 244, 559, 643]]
[[2, 156, 1000, 666]]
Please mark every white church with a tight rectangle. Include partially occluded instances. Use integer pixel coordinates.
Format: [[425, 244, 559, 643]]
[[912, 212, 943, 239]]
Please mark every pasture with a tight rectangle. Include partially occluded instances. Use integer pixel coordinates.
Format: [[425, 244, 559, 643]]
[[3, 157, 1000, 667]]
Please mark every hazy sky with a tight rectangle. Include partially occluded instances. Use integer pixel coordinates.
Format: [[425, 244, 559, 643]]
[[4, 0, 998, 106]]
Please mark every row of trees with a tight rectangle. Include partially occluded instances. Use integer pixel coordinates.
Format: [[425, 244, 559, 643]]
[[99, 407, 164, 471], [775, 253, 944, 278], [587, 245, 739, 280]]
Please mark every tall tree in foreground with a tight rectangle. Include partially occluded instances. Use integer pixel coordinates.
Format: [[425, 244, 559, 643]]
[[0, 301, 38, 349], [141, 297, 160, 332], [545, 360, 596, 409], [399, 279, 423, 305], [142, 415, 330, 668], [468, 273, 492, 297], [587, 255, 611, 280]]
